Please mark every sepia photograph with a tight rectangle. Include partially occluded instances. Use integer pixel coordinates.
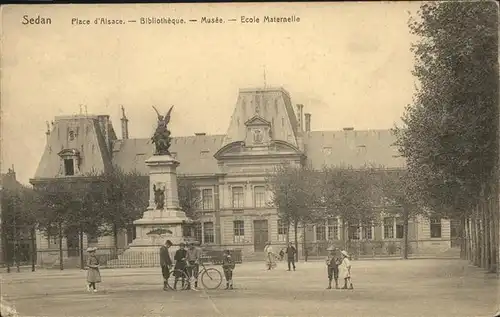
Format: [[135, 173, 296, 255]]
[[1, 2, 499, 316]]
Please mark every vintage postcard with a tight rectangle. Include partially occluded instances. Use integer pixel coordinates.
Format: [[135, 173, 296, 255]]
[[1, 2, 498, 317]]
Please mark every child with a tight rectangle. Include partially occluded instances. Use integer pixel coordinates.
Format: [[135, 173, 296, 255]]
[[86, 247, 101, 293], [339, 250, 353, 290], [279, 249, 285, 261], [325, 247, 341, 289], [222, 249, 235, 290], [173, 242, 188, 290]]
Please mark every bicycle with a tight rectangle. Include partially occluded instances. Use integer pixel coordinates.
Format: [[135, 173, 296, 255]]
[[167, 261, 223, 291]]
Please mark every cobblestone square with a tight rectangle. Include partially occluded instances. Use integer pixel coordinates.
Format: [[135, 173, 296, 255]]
[[2, 259, 498, 317]]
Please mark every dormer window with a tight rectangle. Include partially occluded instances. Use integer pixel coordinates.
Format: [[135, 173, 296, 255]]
[[58, 149, 81, 176], [64, 159, 75, 175]]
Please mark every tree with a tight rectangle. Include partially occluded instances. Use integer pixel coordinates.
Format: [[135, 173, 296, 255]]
[[396, 2, 498, 271], [266, 163, 320, 260], [35, 181, 80, 270], [319, 167, 376, 253], [96, 167, 149, 249], [1, 185, 38, 272], [379, 169, 424, 259], [177, 178, 201, 220]]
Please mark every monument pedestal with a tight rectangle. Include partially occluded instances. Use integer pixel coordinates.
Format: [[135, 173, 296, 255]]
[[108, 154, 189, 267]]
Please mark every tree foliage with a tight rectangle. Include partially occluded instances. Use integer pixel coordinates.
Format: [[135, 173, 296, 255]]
[[266, 163, 320, 228], [177, 178, 201, 220], [319, 167, 377, 240], [394, 2, 498, 217]]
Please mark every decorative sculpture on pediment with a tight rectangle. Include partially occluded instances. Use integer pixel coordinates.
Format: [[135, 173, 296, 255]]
[[253, 129, 263, 144], [153, 183, 166, 210], [151, 105, 174, 156]]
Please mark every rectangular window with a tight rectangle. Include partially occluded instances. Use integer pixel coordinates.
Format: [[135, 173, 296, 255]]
[[47, 227, 59, 246], [233, 220, 245, 243], [194, 223, 202, 243], [430, 217, 442, 238], [64, 159, 75, 176], [203, 222, 214, 244], [254, 186, 266, 208], [383, 217, 394, 239], [87, 233, 98, 244], [362, 226, 372, 240], [316, 223, 326, 241], [395, 218, 404, 239], [327, 218, 339, 240], [232, 187, 244, 209], [348, 225, 360, 240], [277, 219, 288, 241], [202, 189, 213, 210]]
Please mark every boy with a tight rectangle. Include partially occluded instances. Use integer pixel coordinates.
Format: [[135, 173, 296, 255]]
[[173, 242, 188, 290], [160, 240, 173, 291], [325, 247, 341, 289], [186, 242, 201, 290], [222, 249, 235, 290]]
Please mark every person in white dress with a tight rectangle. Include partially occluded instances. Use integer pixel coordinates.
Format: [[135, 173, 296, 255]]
[[263, 242, 275, 270], [339, 250, 353, 289]]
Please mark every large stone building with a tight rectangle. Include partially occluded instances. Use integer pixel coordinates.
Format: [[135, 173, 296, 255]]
[[30, 87, 457, 264]]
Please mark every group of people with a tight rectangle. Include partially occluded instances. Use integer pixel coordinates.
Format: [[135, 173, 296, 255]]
[[84, 240, 352, 293], [159, 240, 236, 291], [266, 242, 297, 271]]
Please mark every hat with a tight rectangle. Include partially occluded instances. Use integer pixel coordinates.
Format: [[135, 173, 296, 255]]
[[179, 242, 186, 246], [86, 247, 96, 252], [326, 246, 335, 251], [341, 250, 349, 257]]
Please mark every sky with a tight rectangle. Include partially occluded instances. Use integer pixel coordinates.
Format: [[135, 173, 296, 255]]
[[1, 2, 422, 184]]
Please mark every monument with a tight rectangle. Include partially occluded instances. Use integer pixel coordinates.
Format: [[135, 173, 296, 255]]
[[109, 106, 189, 266]]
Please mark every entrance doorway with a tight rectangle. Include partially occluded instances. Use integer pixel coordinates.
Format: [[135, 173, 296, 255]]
[[253, 220, 268, 251]]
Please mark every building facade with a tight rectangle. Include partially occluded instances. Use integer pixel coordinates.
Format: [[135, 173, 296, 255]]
[[30, 87, 456, 263]]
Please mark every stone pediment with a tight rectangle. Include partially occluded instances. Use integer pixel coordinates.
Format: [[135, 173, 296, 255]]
[[58, 148, 80, 157], [214, 140, 302, 160], [244, 115, 271, 127]]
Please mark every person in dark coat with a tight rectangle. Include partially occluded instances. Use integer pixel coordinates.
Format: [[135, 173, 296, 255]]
[[222, 249, 235, 290], [285, 242, 297, 271], [160, 240, 173, 291], [173, 242, 188, 290], [325, 247, 341, 289]]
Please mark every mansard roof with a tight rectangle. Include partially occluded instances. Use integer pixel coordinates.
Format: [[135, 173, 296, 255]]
[[111, 129, 404, 176], [112, 135, 225, 176]]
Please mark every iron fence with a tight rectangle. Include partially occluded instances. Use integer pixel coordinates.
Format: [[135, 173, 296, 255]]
[[302, 238, 463, 259], [33, 245, 243, 270]]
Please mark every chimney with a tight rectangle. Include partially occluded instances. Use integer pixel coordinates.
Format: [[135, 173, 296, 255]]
[[296, 104, 304, 131], [120, 106, 129, 140], [7, 165, 16, 180], [343, 127, 354, 131], [304, 113, 311, 132], [45, 121, 51, 142]]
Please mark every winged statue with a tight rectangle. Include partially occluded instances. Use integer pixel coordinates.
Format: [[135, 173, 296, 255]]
[[151, 105, 174, 155]]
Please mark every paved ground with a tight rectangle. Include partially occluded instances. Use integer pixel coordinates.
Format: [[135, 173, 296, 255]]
[[1, 259, 499, 317]]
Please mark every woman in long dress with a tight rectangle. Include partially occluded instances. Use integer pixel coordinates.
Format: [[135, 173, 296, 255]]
[[339, 250, 353, 289], [86, 247, 101, 293], [264, 242, 276, 270]]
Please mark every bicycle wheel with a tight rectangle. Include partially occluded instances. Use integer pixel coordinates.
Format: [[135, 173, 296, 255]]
[[167, 269, 189, 291], [201, 268, 223, 290]]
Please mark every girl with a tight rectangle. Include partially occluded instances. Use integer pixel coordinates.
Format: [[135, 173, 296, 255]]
[[263, 242, 276, 270], [339, 250, 353, 290], [86, 247, 101, 293]]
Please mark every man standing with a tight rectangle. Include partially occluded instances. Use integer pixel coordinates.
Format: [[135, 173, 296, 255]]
[[285, 242, 297, 271], [186, 242, 201, 290], [160, 240, 173, 291]]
